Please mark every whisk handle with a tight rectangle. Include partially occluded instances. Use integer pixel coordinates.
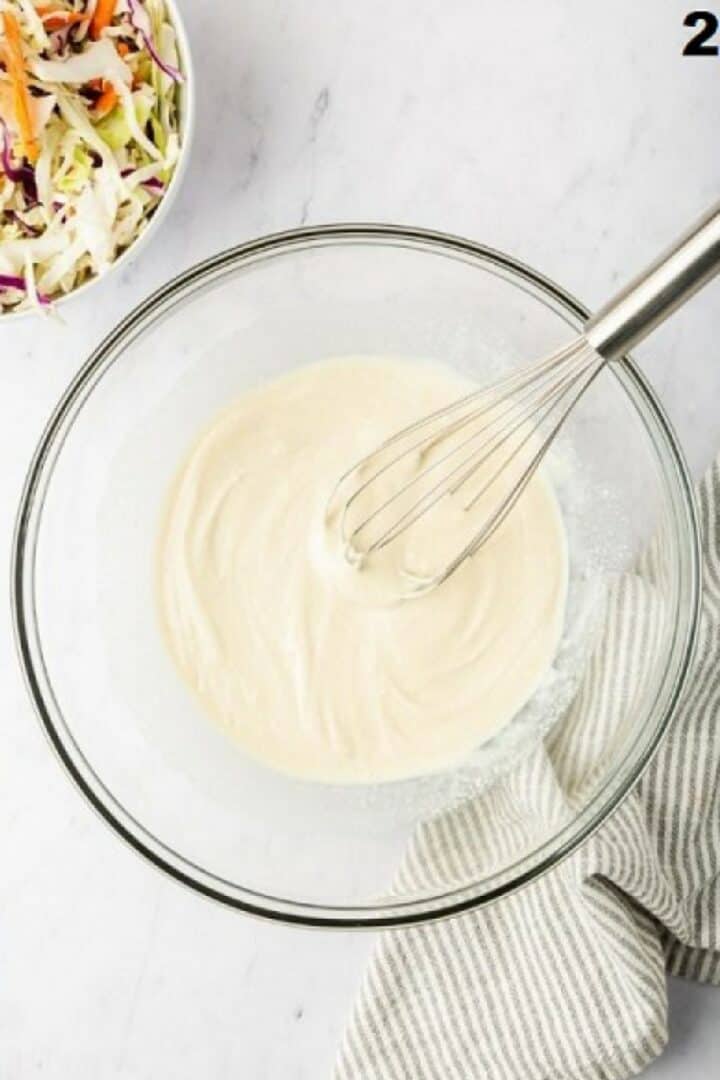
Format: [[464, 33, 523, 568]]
[[585, 200, 720, 361]]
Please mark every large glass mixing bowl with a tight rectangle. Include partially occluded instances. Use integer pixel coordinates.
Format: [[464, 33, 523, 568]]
[[12, 226, 700, 927]]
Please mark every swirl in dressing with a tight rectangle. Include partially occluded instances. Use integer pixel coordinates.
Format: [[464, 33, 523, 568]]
[[156, 356, 568, 783]]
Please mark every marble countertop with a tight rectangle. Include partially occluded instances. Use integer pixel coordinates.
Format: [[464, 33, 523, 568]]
[[2, 1, 718, 1076]]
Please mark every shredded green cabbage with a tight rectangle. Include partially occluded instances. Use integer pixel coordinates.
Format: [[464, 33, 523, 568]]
[[0, 0, 182, 313]]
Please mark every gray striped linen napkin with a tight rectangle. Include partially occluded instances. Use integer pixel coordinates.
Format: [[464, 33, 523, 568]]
[[336, 456, 720, 1080]]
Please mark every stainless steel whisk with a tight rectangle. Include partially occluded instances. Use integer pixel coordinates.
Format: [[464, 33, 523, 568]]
[[330, 201, 720, 593]]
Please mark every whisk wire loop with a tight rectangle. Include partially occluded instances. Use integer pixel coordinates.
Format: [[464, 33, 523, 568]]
[[334, 339, 602, 577]]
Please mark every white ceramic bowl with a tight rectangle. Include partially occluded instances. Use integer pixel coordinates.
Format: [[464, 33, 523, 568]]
[[1, 0, 195, 321]]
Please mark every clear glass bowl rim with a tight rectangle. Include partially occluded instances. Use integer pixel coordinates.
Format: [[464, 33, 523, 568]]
[[11, 224, 702, 928]]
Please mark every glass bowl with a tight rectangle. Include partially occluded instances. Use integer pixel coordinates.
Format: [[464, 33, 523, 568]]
[[12, 226, 700, 927]]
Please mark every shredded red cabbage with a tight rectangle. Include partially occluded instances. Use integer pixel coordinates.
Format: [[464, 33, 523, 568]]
[[0, 120, 39, 204], [5, 209, 42, 237], [120, 167, 165, 193], [127, 0, 184, 84], [0, 274, 50, 306], [49, 25, 72, 56]]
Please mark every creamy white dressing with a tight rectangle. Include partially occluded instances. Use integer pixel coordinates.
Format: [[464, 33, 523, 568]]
[[156, 356, 568, 783]]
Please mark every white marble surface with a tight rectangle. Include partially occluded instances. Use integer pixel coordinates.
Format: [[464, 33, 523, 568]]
[[2, 1, 719, 1076]]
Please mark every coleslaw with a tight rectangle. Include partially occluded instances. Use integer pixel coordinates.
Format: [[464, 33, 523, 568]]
[[0, 0, 183, 313]]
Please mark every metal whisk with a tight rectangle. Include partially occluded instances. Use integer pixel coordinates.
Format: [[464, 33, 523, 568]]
[[329, 200, 720, 593]]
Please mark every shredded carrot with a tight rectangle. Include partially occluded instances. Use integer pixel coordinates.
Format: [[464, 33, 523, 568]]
[[90, 0, 116, 40], [35, 6, 89, 31], [114, 42, 140, 86], [1, 12, 39, 164], [93, 81, 118, 118]]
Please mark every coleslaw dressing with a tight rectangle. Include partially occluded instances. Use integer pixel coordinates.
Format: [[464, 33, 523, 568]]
[[156, 356, 568, 783]]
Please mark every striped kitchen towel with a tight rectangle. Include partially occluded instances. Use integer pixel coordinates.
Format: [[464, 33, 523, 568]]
[[336, 456, 720, 1080]]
